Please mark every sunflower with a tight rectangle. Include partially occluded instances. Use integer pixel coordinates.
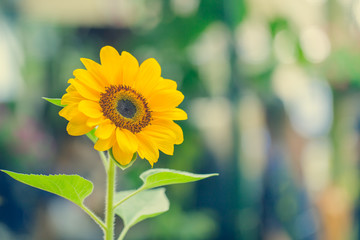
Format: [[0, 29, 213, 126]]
[[59, 46, 187, 166]]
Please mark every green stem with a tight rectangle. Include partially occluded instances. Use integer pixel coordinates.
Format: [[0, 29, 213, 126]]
[[105, 155, 116, 240], [99, 151, 109, 173], [117, 226, 130, 240], [81, 204, 106, 231], [113, 187, 144, 209]]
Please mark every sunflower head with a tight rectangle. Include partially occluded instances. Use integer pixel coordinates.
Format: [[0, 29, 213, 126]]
[[59, 46, 187, 166]]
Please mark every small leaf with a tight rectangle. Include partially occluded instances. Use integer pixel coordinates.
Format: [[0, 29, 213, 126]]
[[42, 97, 65, 107], [1, 170, 93, 206], [140, 168, 219, 190], [115, 188, 169, 229], [109, 149, 137, 170], [86, 128, 97, 143]]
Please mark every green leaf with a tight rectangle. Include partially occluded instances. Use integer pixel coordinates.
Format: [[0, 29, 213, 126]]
[[115, 188, 169, 230], [140, 168, 219, 190], [112, 169, 218, 214], [42, 97, 65, 107], [1, 170, 93, 206]]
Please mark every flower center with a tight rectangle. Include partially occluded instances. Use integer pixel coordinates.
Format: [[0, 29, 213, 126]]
[[117, 99, 137, 119], [99, 85, 152, 133]]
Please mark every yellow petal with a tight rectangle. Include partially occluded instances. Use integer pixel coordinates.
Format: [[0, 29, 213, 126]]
[[112, 142, 134, 165], [152, 119, 184, 144], [148, 90, 184, 111], [100, 46, 120, 64], [61, 91, 83, 105], [73, 69, 105, 92], [141, 124, 177, 155], [115, 128, 137, 152], [152, 78, 177, 92], [142, 124, 177, 141], [136, 133, 159, 165], [122, 129, 139, 152], [59, 104, 78, 121], [167, 121, 184, 145], [66, 122, 92, 136], [153, 138, 174, 155], [94, 133, 115, 151], [146, 78, 178, 100], [95, 121, 116, 139], [87, 117, 107, 127], [69, 112, 89, 125], [80, 57, 109, 86], [65, 83, 77, 93], [152, 108, 187, 120], [120, 51, 139, 86], [72, 80, 100, 101], [133, 58, 161, 97], [78, 100, 103, 118], [100, 46, 122, 85]]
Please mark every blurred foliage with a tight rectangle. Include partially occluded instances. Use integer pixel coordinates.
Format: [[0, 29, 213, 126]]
[[1, 0, 360, 239]]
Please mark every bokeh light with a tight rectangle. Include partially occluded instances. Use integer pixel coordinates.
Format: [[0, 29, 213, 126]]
[[1, 0, 360, 239]]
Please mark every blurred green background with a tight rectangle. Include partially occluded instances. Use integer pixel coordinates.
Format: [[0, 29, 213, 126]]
[[1, 0, 360, 239]]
